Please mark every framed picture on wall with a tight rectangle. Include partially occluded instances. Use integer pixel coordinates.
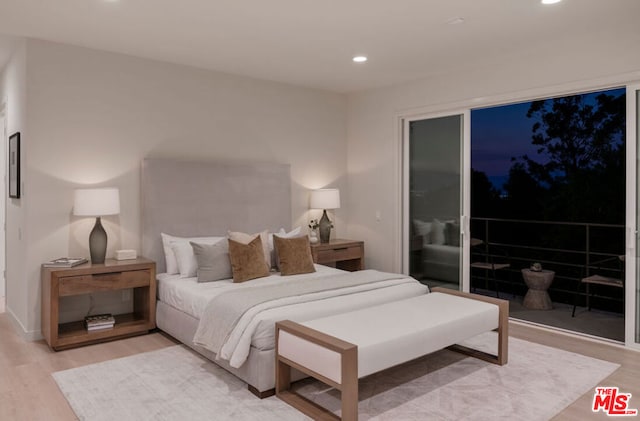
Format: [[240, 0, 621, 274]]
[[9, 132, 20, 199]]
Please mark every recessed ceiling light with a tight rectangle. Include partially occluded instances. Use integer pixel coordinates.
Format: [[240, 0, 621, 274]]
[[541, 0, 562, 4], [352, 56, 367, 63], [446, 17, 465, 25]]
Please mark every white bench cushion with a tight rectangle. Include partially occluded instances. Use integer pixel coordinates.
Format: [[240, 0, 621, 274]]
[[288, 292, 499, 378], [278, 330, 345, 383]]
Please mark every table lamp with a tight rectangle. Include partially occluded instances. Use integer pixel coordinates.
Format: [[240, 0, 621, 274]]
[[73, 188, 120, 264], [310, 188, 340, 243]]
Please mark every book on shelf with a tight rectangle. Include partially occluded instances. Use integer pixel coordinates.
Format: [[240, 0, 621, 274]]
[[85, 313, 116, 330], [87, 324, 114, 332], [43, 257, 88, 268], [86, 320, 115, 327]]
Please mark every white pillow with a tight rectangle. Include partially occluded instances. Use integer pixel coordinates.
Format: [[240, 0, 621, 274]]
[[268, 227, 301, 268], [161, 232, 223, 275], [430, 219, 446, 245], [413, 219, 432, 247], [171, 237, 225, 278], [268, 227, 301, 251]]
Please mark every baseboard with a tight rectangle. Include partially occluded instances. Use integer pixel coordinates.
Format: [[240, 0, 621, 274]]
[[5, 306, 43, 341], [510, 318, 635, 352]]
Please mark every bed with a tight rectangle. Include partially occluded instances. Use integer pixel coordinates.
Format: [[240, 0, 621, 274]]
[[142, 159, 428, 396]]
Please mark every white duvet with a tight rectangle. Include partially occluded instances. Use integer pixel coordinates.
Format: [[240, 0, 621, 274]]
[[157, 265, 428, 368]]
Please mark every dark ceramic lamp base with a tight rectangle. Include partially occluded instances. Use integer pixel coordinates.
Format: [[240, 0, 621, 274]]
[[319, 209, 332, 243], [89, 216, 107, 264]]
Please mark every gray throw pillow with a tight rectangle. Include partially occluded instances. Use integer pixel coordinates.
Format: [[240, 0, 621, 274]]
[[445, 221, 460, 247], [190, 241, 232, 282]]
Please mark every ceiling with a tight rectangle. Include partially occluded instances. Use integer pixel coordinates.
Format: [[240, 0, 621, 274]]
[[0, 0, 638, 93]]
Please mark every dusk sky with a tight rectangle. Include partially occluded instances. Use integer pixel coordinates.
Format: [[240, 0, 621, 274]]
[[471, 88, 625, 192], [471, 101, 543, 191]]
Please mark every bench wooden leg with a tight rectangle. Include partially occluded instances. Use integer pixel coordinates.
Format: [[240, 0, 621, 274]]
[[276, 358, 291, 394], [341, 347, 358, 421]]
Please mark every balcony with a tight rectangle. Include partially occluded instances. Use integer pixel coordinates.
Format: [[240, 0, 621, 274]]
[[410, 217, 625, 342], [470, 217, 624, 341]]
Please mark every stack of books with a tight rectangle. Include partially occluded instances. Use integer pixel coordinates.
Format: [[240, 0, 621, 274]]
[[84, 314, 115, 331], [43, 257, 88, 268]]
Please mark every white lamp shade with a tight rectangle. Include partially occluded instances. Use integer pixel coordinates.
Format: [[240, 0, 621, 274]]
[[73, 188, 120, 216], [310, 189, 340, 210]]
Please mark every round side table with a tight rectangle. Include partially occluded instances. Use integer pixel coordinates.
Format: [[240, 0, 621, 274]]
[[521, 269, 555, 310]]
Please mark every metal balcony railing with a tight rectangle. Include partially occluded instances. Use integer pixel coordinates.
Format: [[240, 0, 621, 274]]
[[470, 217, 625, 312]]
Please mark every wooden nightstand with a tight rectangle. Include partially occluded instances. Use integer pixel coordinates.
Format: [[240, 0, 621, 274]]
[[41, 258, 156, 351], [310, 239, 364, 271]]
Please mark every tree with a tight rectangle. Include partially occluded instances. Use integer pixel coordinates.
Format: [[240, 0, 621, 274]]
[[512, 91, 625, 223], [502, 162, 546, 220], [471, 169, 500, 217], [523, 93, 625, 185]]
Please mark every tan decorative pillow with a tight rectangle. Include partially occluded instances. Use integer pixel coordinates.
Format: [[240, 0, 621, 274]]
[[228, 230, 271, 269], [273, 235, 316, 276], [228, 236, 270, 283]]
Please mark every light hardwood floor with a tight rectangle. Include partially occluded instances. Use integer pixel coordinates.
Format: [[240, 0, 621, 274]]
[[0, 312, 178, 420], [0, 311, 638, 420]]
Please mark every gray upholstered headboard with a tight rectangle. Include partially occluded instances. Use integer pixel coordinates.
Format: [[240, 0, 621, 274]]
[[141, 158, 291, 273]]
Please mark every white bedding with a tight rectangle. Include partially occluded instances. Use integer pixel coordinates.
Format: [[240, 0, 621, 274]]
[[156, 264, 345, 319], [157, 265, 429, 368]]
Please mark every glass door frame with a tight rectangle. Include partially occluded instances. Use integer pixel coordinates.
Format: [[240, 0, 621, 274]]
[[626, 84, 640, 349], [401, 109, 471, 292]]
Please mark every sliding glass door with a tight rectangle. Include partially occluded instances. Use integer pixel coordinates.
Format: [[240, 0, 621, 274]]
[[402, 112, 469, 291], [400, 83, 640, 348]]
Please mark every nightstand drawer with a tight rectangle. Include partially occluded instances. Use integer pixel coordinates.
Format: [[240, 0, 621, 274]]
[[59, 269, 151, 296], [310, 239, 364, 272], [316, 245, 362, 262]]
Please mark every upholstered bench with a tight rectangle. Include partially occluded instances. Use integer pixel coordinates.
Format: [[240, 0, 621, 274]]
[[275, 287, 508, 420]]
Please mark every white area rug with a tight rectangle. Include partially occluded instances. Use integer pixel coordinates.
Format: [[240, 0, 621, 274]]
[[53, 335, 619, 421]]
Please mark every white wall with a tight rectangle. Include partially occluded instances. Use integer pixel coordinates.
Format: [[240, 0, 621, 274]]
[[0, 39, 28, 332], [0, 113, 4, 298], [11, 39, 347, 338], [8, 33, 640, 338], [347, 52, 640, 273]]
